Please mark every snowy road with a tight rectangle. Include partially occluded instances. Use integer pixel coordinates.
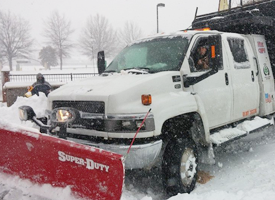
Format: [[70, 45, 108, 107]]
[[122, 124, 275, 200], [1, 95, 275, 200]]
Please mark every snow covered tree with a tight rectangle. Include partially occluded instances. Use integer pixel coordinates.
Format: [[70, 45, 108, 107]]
[[43, 11, 74, 70], [0, 11, 33, 70], [39, 46, 58, 70], [79, 14, 118, 60], [118, 21, 143, 47]]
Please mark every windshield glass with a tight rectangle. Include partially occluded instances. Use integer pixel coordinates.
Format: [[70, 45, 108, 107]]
[[105, 36, 189, 73]]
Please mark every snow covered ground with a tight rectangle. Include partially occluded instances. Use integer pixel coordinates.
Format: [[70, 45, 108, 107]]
[[0, 94, 275, 200]]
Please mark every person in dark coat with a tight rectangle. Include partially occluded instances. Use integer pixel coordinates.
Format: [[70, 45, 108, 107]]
[[31, 73, 51, 96], [196, 45, 209, 71]]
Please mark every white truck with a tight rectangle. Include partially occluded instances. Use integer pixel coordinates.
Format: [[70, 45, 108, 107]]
[[20, 2, 275, 196], [32, 30, 273, 194]]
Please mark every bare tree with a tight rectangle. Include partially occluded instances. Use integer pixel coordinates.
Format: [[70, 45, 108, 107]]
[[43, 11, 74, 70], [0, 11, 33, 70], [79, 14, 118, 60], [119, 21, 143, 47]]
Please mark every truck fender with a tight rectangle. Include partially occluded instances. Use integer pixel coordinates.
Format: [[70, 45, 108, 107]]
[[192, 95, 215, 164], [193, 94, 211, 145], [158, 94, 210, 146]]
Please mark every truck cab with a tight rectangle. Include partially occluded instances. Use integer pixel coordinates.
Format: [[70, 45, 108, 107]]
[[182, 31, 275, 128]]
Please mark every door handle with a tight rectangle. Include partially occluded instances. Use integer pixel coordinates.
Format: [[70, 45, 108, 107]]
[[251, 71, 255, 82], [253, 57, 259, 76], [225, 73, 229, 85]]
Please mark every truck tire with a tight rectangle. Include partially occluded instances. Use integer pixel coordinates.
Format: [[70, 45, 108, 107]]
[[162, 137, 198, 196]]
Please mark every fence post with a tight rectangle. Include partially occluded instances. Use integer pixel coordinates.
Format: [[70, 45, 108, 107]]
[[1, 66, 10, 103], [71, 73, 73, 81]]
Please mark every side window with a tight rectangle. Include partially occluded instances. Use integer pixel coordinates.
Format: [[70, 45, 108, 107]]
[[190, 37, 211, 72], [227, 38, 250, 69]]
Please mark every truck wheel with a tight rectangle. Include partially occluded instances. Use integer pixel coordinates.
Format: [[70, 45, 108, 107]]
[[162, 137, 198, 196]]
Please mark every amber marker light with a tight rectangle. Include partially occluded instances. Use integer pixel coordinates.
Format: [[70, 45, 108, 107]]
[[203, 27, 211, 31], [142, 94, 152, 105], [194, 27, 211, 31], [211, 45, 216, 58]]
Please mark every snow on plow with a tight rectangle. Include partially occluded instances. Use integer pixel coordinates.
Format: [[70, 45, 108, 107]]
[[0, 127, 124, 200]]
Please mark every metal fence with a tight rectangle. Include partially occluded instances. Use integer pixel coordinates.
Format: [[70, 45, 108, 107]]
[[9, 73, 98, 83]]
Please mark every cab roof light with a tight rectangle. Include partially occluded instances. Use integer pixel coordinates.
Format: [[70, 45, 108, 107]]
[[194, 27, 211, 31], [142, 94, 152, 105]]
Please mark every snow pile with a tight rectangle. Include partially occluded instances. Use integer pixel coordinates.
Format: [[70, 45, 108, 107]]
[[210, 127, 245, 145], [0, 93, 47, 132], [237, 116, 271, 132], [0, 173, 77, 200]]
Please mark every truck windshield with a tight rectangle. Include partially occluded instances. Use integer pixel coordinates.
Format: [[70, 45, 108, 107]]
[[105, 36, 189, 73]]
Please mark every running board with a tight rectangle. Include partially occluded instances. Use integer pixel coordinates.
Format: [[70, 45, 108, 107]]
[[210, 117, 273, 146]]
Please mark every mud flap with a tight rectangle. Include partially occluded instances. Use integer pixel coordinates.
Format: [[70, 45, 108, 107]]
[[0, 127, 124, 200]]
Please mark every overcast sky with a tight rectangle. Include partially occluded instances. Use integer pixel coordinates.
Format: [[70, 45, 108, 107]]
[[0, 0, 239, 59]]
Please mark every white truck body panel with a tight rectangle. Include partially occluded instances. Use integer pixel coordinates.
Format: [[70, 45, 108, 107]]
[[182, 33, 233, 129], [224, 33, 260, 121], [246, 34, 275, 116]]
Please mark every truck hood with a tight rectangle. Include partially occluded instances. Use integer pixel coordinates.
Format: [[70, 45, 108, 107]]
[[48, 71, 188, 113], [49, 72, 177, 100]]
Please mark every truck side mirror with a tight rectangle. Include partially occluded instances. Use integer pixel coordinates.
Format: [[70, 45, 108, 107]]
[[97, 51, 106, 74], [208, 34, 223, 72]]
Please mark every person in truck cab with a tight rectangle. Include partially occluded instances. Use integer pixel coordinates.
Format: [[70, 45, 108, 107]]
[[29, 73, 51, 97], [195, 43, 209, 71]]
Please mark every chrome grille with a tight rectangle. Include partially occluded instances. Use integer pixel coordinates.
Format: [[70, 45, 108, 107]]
[[52, 101, 105, 114]]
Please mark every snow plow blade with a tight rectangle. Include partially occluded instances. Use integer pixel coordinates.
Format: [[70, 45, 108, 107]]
[[0, 127, 124, 200]]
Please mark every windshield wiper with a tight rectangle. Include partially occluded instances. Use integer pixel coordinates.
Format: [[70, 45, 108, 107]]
[[124, 67, 151, 73], [103, 70, 117, 73]]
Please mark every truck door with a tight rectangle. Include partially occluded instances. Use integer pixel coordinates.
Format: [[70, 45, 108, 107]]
[[226, 36, 260, 121], [247, 35, 275, 116], [184, 35, 232, 129]]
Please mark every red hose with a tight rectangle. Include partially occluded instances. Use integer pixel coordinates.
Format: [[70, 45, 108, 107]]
[[126, 108, 151, 155]]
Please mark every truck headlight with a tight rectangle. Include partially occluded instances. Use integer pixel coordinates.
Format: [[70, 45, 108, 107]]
[[51, 107, 77, 124], [18, 106, 36, 121], [136, 120, 146, 129], [121, 120, 145, 131], [105, 114, 154, 132]]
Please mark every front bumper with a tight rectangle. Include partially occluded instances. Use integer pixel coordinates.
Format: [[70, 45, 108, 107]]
[[68, 138, 163, 169]]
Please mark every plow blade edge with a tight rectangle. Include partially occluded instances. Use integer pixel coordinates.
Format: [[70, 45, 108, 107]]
[[0, 127, 124, 200]]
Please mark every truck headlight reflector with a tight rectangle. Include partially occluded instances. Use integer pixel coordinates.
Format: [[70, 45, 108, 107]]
[[136, 120, 145, 130], [57, 110, 72, 122], [122, 120, 136, 130], [121, 120, 145, 131], [51, 108, 77, 123]]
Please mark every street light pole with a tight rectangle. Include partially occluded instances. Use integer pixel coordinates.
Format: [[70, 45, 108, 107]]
[[157, 3, 165, 33]]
